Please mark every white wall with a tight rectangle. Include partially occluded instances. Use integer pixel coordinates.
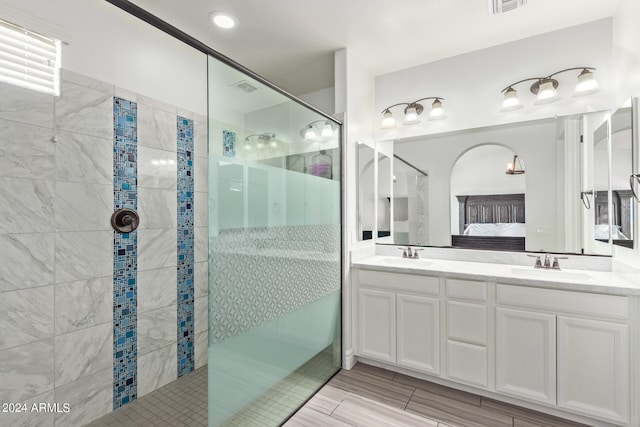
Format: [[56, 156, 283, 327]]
[[335, 48, 376, 369], [0, 0, 207, 114], [612, 0, 640, 266], [375, 19, 614, 140]]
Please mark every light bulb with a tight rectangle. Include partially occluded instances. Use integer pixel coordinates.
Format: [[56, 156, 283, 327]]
[[381, 110, 396, 129], [304, 126, 317, 141], [321, 122, 333, 138], [428, 99, 446, 120], [500, 87, 523, 112], [573, 69, 599, 96], [209, 11, 237, 29], [534, 80, 560, 105], [404, 106, 420, 125]]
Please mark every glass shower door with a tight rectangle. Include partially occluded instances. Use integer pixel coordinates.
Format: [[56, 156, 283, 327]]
[[207, 56, 342, 426]]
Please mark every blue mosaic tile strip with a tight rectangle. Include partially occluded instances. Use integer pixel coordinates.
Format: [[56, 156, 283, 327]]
[[113, 97, 138, 409], [177, 116, 195, 377]]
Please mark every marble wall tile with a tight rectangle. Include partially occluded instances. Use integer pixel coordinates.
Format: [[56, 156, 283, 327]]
[[194, 296, 208, 335], [138, 228, 177, 271], [176, 108, 194, 120], [194, 261, 208, 299], [54, 80, 112, 139], [0, 178, 54, 234], [194, 192, 208, 228], [194, 157, 208, 194], [0, 390, 54, 427], [55, 131, 112, 185], [53, 368, 112, 427], [137, 343, 177, 397], [138, 305, 177, 356], [0, 287, 54, 351], [0, 81, 54, 128], [138, 94, 177, 114], [55, 182, 112, 232], [138, 146, 177, 189], [54, 277, 112, 335], [194, 117, 208, 159], [0, 119, 55, 180], [194, 330, 207, 369], [0, 339, 54, 402], [194, 227, 208, 263], [138, 188, 177, 229], [0, 233, 54, 292], [61, 69, 114, 94], [138, 267, 177, 313], [138, 104, 177, 152], [114, 86, 138, 103], [54, 323, 112, 387], [55, 231, 112, 284]]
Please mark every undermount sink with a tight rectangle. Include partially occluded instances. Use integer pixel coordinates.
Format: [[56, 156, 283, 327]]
[[378, 257, 433, 268], [510, 267, 593, 282]]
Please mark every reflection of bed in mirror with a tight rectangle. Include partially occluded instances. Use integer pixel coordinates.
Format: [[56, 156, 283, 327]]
[[595, 190, 634, 248], [452, 194, 525, 251]]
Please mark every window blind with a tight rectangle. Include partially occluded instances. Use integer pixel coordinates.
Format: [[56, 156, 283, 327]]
[[0, 19, 60, 96]]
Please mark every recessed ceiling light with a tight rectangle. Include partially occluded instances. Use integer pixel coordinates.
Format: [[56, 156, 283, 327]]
[[209, 11, 237, 30]]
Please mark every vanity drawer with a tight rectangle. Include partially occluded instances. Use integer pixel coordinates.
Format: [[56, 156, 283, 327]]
[[446, 278, 487, 301], [447, 301, 487, 345], [358, 269, 439, 295], [497, 284, 629, 320]]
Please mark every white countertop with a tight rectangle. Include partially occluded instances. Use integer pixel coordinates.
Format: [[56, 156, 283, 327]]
[[353, 255, 640, 296]]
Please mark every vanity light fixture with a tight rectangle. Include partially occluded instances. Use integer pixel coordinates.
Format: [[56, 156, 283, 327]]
[[500, 67, 599, 112], [244, 133, 278, 149], [380, 97, 446, 129], [505, 155, 525, 175], [300, 120, 338, 141]]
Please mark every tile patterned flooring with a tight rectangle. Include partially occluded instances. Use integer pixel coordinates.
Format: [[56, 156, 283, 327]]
[[285, 363, 589, 427], [87, 362, 589, 427]]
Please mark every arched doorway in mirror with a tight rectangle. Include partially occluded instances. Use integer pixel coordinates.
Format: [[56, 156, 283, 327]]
[[450, 144, 526, 251]]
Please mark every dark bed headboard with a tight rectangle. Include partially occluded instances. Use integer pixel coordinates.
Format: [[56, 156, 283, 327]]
[[456, 194, 525, 234]]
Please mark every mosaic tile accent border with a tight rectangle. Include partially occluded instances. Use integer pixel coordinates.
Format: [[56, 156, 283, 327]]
[[113, 97, 138, 409], [177, 116, 195, 377]]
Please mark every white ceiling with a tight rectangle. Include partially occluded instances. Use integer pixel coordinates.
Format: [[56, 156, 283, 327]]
[[129, 0, 621, 96]]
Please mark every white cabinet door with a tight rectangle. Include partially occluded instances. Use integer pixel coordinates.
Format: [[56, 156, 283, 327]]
[[446, 340, 487, 388], [495, 308, 556, 405], [557, 316, 629, 424], [358, 288, 396, 363], [397, 293, 439, 375]]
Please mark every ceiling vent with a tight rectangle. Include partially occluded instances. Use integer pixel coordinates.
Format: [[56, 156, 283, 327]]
[[489, 0, 527, 15], [230, 80, 258, 93]]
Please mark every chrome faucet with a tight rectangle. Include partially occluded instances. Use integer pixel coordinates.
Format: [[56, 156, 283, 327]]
[[528, 253, 568, 270], [399, 246, 423, 259]]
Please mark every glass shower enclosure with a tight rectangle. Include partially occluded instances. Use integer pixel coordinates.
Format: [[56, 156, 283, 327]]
[[207, 56, 342, 426]]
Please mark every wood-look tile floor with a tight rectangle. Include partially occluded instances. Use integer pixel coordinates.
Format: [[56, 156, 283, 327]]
[[285, 363, 590, 427]]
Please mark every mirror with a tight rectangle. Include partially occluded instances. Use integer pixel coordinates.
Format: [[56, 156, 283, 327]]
[[357, 142, 375, 241], [393, 155, 428, 245], [364, 113, 613, 254], [376, 140, 393, 243], [450, 145, 526, 251], [593, 120, 611, 251], [610, 102, 634, 249]]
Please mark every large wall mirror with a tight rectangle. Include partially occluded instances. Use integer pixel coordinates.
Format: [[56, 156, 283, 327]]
[[357, 112, 636, 255], [593, 120, 612, 252], [610, 101, 634, 249]]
